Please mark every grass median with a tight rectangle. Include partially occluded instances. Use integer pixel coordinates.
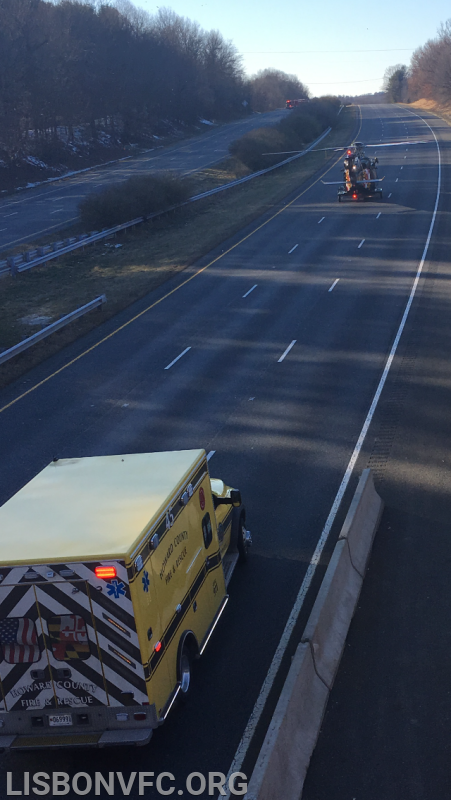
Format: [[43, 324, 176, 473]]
[[0, 106, 356, 390]]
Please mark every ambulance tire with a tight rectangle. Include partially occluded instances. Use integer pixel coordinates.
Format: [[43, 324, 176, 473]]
[[178, 637, 196, 704], [230, 506, 248, 562], [237, 511, 249, 563]]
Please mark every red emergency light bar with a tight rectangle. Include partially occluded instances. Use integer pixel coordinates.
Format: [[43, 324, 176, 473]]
[[95, 566, 117, 579]]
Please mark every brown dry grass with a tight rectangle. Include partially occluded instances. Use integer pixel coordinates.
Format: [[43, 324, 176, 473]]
[[405, 98, 451, 124], [0, 107, 355, 390]]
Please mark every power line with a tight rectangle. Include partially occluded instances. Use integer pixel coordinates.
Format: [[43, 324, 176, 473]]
[[307, 78, 383, 85], [242, 48, 415, 54]]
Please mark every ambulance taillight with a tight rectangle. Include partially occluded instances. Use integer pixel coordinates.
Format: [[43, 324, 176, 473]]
[[95, 566, 117, 579]]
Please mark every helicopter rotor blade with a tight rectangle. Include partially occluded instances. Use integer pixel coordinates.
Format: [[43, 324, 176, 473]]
[[262, 145, 348, 156], [262, 139, 431, 157], [366, 139, 431, 148], [321, 176, 385, 186], [355, 177, 385, 184]]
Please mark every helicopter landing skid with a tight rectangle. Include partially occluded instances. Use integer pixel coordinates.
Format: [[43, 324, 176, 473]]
[[338, 187, 383, 203]]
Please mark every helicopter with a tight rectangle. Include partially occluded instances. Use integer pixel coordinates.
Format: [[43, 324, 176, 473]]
[[325, 141, 384, 202], [263, 139, 430, 202]]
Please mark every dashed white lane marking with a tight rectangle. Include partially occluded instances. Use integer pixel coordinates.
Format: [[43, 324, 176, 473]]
[[358, 239, 365, 249], [404, 156, 407, 158], [224, 112, 442, 800], [400, 166, 403, 170], [4, 212, 17, 217], [376, 212, 381, 219], [207, 450, 215, 461], [164, 346, 191, 370], [0, 228, 7, 232], [388, 192, 392, 198], [243, 284, 257, 298], [277, 340, 296, 363], [318, 217, 325, 224], [395, 178, 399, 182], [50, 209, 64, 214], [328, 279, 339, 292], [288, 244, 298, 254]]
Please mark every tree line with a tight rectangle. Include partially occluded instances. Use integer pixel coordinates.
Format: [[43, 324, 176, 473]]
[[409, 21, 451, 104], [382, 19, 451, 105], [0, 0, 310, 166]]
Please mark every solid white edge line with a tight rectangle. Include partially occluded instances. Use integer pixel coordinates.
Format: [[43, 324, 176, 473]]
[[207, 450, 215, 461], [164, 346, 191, 370], [288, 244, 298, 254], [243, 284, 258, 299], [328, 279, 339, 292], [277, 340, 296, 363], [223, 111, 441, 798], [358, 239, 365, 249]]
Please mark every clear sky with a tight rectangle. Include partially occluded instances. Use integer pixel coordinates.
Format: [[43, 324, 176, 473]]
[[135, 0, 450, 96]]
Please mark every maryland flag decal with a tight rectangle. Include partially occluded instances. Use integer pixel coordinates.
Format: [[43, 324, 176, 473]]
[[48, 615, 91, 660]]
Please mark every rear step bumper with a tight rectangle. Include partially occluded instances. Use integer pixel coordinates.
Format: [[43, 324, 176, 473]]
[[1, 728, 152, 750]]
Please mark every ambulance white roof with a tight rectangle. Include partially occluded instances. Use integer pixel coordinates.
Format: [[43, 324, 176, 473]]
[[0, 450, 205, 565]]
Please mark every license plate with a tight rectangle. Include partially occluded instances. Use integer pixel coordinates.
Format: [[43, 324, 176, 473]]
[[48, 714, 72, 727]]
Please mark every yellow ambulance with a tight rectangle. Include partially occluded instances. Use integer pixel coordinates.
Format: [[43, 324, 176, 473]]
[[0, 449, 251, 749]]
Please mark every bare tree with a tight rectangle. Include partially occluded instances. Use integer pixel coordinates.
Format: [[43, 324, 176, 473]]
[[248, 69, 309, 112], [408, 20, 451, 104]]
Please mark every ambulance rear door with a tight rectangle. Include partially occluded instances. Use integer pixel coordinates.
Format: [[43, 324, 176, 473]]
[[0, 562, 146, 713]]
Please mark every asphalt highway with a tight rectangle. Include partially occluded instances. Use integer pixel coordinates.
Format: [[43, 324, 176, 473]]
[[303, 107, 451, 800], [0, 104, 445, 797], [0, 109, 286, 255]]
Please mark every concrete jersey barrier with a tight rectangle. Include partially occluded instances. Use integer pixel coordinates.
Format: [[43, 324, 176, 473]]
[[245, 469, 383, 800]]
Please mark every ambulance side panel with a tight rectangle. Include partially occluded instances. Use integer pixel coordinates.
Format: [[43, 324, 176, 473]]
[[129, 461, 227, 720]]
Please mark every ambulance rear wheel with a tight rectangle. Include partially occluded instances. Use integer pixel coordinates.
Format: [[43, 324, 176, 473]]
[[237, 514, 249, 563], [179, 645, 192, 703]]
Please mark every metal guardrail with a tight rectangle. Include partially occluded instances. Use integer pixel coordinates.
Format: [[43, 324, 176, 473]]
[[0, 295, 106, 366], [0, 126, 332, 279], [188, 126, 332, 202], [0, 221, 143, 277]]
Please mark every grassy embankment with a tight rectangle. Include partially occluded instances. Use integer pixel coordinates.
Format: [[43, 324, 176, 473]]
[[406, 98, 451, 123], [0, 106, 356, 390]]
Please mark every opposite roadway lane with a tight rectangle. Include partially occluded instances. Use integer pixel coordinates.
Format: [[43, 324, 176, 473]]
[[0, 109, 286, 254], [0, 103, 444, 797]]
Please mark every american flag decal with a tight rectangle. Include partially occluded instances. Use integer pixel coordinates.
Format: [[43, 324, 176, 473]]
[[0, 617, 39, 664]]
